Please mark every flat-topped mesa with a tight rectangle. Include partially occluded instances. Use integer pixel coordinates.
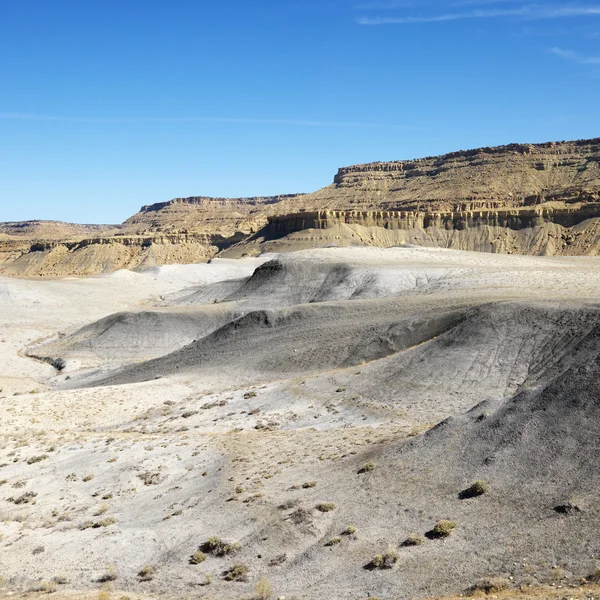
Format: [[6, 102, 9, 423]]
[[335, 137, 600, 180], [329, 137, 600, 211], [137, 194, 305, 213], [0, 220, 117, 239]]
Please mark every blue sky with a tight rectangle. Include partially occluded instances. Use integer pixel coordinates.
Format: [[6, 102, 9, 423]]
[[1, 0, 600, 224]]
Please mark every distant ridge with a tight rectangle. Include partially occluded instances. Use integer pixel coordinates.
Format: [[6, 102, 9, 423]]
[[2, 136, 600, 276]]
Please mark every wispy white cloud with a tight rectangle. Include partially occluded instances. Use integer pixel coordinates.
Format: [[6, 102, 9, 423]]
[[357, 4, 600, 25], [0, 112, 412, 129], [550, 46, 600, 63]]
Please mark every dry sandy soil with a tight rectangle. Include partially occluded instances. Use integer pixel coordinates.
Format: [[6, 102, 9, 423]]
[[3, 247, 600, 600]]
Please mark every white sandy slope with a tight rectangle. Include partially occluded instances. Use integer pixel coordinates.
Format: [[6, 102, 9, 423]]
[[2, 247, 600, 600]]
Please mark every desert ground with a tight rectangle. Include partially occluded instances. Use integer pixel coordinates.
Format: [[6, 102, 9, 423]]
[[3, 246, 600, 600]]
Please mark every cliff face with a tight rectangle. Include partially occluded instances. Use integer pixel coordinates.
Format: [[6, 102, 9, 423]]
[[3, 137, 600, 276]]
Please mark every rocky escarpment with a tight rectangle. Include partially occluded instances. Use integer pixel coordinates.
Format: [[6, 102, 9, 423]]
[[3, 137, 600, 276]]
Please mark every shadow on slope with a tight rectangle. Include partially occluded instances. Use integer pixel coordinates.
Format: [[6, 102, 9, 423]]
[[35, 306, 236, 365], [166, 257, 451, 308]]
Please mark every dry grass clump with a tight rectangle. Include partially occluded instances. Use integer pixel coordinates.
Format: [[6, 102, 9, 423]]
[[201, 536, 241, 556], [223, 563, 249, 581], [325, 537, 342, 547], [460, 480, 489, 499], [367, 544, 400, 570], [431, 520, 456, 538], [138, 471, 161, 486], [253, 576, 273, 600], [402, 533, 425, 546], [358, 462, 376, 474], [189, 550, 207, 564], [98, 566, 118, 582], [26, 454, 48, 465], [7, 491, 37, 505], [30, 580, 57, 593], [316, 502, 336, 512], [467, 577, 509, 595], [302, 481, 317, 488], [342, 524, 357, 535], [138, 565, 155, 581], [80, 517, 116, 530]]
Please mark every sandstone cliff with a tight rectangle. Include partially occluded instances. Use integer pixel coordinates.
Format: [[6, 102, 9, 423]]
[[3, 137, 600, 276]]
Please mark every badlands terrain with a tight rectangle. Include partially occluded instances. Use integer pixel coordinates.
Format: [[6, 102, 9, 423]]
[[3, 246, 600, 599]]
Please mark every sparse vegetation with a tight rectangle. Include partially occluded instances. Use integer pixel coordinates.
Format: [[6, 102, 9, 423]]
[[26, 454, 48, 465], [431, 520, 456, 538], [367, 544, 400, 569], [325, 536, 342, 546], [223, 563, 249, 582], [342, 524, 357, 535], [7, 491, 37, 504], [138, 565, 155, 581], [460, 480, 488, 499], [302, 480, 317, 488], [138, 471, 161, 485], [253, 576, 273, 600], [98, 566, 118, 583], [467, 577, 509, 595], [358, 462, 376, 474], [316, 502, 336, 512], [201, 536, 241, 556], [190, 550, 207, 564], [402, 533, 425, 546]]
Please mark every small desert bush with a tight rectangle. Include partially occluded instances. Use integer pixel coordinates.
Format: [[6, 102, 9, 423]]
[[7, 491, 37, 505], [30, 580, 57, 593], [460, 480, 488, 499], [402, 533, 425, 546], [202, 536, 240, 556], [138, 471, 160, 486], [342, 524, 357, 535], [302, 481, 317, 488], [431, 520, 456, 538], [189, 550, 207, 564], [358, 462, 376, 474], [325, 537, 342, 547], [316, 502, 336, 512], [138, 565, 155, 581], [367, 544, 399, 569], [27, 455, 48, 465], [223, 563, 249, 582], [253, 576, 273, 600], [98, 566, 118, 583], [467, 577, 509, 595]]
